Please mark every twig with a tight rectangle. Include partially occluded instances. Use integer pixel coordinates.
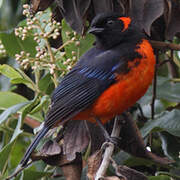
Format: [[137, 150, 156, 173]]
[[110, 158, 127, 179], [54, 40, 74, 53], [157, 59, 171, 67], [150, 40, 180, 51], [6, 161, 33, 180], [156, 171, 180, 179], [167, 50, 179, 78], [95, 116, 122, 180], [151, 53, 158, 120]]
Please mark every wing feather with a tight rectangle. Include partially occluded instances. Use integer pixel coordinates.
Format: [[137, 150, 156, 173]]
[[45, 67, 115, 127]]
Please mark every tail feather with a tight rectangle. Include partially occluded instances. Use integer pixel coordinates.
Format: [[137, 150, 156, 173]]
[[20, 126, 49, 167]]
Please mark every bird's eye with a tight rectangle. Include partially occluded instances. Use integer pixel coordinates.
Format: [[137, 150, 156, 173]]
[[106, 20, 114, 26]]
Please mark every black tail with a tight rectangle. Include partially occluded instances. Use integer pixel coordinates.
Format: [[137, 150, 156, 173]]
[[20, 126, 49, 167]]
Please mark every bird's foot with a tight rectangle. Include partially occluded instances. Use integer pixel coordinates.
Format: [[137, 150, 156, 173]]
[[105, 136, 121, 146]]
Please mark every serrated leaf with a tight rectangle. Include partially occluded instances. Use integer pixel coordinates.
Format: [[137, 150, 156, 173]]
[[141, 110, 180, 137]]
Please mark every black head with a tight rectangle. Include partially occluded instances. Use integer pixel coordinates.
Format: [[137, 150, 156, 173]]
[[89, 13, 143, 49]]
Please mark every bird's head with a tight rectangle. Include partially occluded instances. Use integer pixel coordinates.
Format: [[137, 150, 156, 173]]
[[89, 13, 142, 49]]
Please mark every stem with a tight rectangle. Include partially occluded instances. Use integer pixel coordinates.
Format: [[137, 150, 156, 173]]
[[34, 68, 40, 96], [45, 38, 58, 87], [95, 116, 122, 180], [36, 21, 59, 87], [156, 171, 180, 179], [151, 52, 158, 120], [150, 40, 180, 51], [54, 40, 74, 53], [5, 161, 33, 180]]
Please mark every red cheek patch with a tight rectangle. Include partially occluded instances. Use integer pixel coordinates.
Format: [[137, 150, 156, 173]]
[[118, 17, 131, 32]]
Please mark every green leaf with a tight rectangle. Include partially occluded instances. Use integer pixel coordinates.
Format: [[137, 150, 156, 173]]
[[28, 112, 44, 122], [159, 132, 180, 163], [21, 96, 40, 122], [148, 175, 171, 180], [0, 65, 35, 90], [139, 76, 180, 107], [113, 151, 130, 165], [10, 115, 23, 142], [13, 173, 23, 180], [38, 73, 53, 93], [30, 95, 49, 114], [0, 91, 28, 109], [11, 78, 32, 85], [156, 77, 180, 102], [0, 64, 22, 79], [23, 169, 52, 180], [0, 29, 37, 57], [0, 139, 16, 173], [140, 100, 165, 118], [16, 68, 36, 91], [10, 137, 30, 170], [0, 102, 29, 124], [0, 0, 3, 8], [141, 109, 180, 137], [125, 156, 155, 167], [61, 20, 94, 58]]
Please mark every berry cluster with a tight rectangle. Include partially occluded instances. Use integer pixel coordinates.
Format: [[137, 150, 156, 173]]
[[14, 4, 81, 86]]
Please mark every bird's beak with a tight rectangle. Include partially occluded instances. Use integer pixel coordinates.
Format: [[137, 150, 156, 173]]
[[88, 27, 104, 34]]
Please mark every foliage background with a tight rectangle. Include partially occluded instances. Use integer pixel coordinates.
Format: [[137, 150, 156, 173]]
[[0, 0, 180, 179]]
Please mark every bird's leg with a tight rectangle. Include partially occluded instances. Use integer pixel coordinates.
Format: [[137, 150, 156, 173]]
[[95, 117, 120, 146]]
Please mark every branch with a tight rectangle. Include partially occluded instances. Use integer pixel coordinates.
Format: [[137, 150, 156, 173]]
[[151, 62, 157, 120], [150, 40, 180, 51], [6, 161, 33, 180], [95, 116, 122, 180]]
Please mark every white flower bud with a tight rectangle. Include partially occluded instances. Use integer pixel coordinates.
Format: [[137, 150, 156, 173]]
[[23, 4, 29, 9]]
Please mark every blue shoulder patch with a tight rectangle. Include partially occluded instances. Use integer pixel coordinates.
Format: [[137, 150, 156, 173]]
[[79, 66, 115, 80]]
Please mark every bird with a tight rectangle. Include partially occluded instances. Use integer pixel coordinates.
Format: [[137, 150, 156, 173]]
[[20, 12, 156, 167]]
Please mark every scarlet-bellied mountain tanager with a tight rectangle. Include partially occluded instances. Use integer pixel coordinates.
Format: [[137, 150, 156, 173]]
[[20, 13, 155, 167]]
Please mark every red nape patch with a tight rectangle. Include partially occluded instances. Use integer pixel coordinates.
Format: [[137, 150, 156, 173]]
[[118, 17, 131, 32]]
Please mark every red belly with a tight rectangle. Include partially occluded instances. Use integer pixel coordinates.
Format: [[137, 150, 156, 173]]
[[73, 39, 155, 124]]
